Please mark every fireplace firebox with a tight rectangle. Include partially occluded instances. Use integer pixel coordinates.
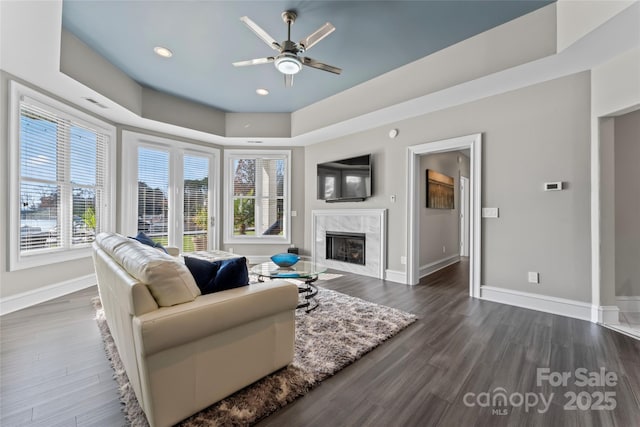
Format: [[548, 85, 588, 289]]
[[326, 232, 366, 265]]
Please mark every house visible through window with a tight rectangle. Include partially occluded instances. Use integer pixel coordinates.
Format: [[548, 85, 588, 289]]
[[9, 81, 114, 270], [225, 150, 290, 243]]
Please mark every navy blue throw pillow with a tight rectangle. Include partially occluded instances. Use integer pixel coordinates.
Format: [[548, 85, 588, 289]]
[[184, 256, 220, 292], [130, 231, 168, 254], [212, 257, 250, 291], [184, 256, 249, 295]]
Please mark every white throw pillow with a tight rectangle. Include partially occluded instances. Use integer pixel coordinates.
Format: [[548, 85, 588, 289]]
[[96, 233, 201, 306]]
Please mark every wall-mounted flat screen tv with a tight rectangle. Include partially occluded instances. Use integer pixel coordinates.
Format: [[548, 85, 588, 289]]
[[317, 154, 372, 202]]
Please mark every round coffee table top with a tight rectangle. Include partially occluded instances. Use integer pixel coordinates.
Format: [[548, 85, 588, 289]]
[[250, 259, 327, 279]]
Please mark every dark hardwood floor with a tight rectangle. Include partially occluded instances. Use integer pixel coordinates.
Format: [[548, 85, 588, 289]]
[[2, 260, 639, 426]]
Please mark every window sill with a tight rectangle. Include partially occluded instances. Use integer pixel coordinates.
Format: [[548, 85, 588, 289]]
[[224, 236, 291, 245], [10, 246, 93, 271]]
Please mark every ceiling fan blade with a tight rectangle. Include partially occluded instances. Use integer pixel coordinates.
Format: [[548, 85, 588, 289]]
[[240, 16, 281, 51], [284, 73, 294, 88], [302, 57, 342, 74], [299, 22, 335, 51], [232, 57, 275, 67]]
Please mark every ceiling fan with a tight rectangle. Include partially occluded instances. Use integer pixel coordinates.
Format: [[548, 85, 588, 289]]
[[233, 10, 341, 87]]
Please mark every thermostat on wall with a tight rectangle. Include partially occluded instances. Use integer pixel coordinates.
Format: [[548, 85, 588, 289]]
[[544, 182, 563, 191]]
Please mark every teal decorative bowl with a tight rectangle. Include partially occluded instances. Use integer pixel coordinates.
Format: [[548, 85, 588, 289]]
[[271, 253, 300, 268]]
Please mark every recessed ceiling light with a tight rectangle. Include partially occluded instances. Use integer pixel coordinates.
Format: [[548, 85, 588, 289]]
[[153, 46, 173, 58], [256, 88, 269, 96]]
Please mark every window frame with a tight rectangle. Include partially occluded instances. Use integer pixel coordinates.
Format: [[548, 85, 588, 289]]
[[120, 131, 221, 252], [8, 81, 116, 271], [223, 149, 291, 244]]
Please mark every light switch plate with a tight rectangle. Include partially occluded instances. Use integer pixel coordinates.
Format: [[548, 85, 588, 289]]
[[482, 207, 499, 218]]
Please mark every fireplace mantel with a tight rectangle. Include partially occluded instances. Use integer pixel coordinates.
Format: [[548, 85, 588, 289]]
[[312, 209, 387, 279]]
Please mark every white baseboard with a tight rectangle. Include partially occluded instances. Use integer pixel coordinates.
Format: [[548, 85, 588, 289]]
[[480, 286, 593, 322], [616, 296, 640, 312], [419, 255, 460, 278], [385, 269, 407, 284], [591, 305, 620, 324], [0, 273, 96, 316]]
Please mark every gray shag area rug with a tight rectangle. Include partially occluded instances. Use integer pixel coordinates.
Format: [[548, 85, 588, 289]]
[[93, 287, 416, 426]]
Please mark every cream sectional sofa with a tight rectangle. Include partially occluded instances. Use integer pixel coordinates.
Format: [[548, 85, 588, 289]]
[[92, 232, 298, 427]]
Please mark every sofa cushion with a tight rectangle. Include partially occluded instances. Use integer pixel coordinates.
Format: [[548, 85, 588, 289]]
[[96, 233, 201, 306], [130, 231, 168, 254], [184, 256, 249, 295]]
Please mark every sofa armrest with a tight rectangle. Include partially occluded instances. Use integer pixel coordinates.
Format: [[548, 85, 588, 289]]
[[133, 280, 298, 356]]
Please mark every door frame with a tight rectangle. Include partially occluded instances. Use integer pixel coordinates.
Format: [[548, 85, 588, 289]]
[[120, 130, 221, 251], [406, 133, 482, 297], [460, 175, 470, 257]]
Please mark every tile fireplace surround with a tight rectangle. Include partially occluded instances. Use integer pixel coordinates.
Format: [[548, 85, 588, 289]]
[[312, 209, 387, 279]]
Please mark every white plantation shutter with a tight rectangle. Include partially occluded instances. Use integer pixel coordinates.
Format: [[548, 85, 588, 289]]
[[18, 97, 110, 254]]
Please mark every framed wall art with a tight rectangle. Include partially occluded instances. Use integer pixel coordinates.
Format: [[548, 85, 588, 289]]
[[426, 169, 454, 209]]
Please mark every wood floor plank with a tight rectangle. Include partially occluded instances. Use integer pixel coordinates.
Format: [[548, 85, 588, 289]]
[[2, 260, 639, 426]]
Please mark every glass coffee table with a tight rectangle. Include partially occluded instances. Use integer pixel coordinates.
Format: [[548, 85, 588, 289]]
[[250, 260, 327, 312]]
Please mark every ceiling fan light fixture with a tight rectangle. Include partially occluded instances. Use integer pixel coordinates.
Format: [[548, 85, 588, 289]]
[[274, 53, 302, 75]]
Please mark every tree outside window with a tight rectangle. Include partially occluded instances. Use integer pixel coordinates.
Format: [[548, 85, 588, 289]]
[[226, 151, 289, 243]]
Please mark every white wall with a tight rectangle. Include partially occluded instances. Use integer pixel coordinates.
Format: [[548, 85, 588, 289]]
[[591, 48, 640, 308], [592, 48, 640, 117], [0, 74, 305, 305], [0, 72, 102, 300], [305, 72, 592, 302], [419, 151, 470, 270], [556, 0, 636, 52], [292, 4, 557, 136], [615, 109, 640, 297]]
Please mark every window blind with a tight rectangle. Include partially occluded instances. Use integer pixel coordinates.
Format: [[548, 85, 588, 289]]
[[184, 155, 209, 251], [19, 101, 109, 253], [137, 147, 169, 242]]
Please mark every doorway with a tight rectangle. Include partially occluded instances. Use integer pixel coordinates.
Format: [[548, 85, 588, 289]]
[[406, 133, 482, 297]]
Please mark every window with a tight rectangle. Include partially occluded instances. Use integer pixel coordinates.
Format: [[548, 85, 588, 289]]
[[121, 131, 219, 253], [9, 81, 115, 270], [183, 155, 210, 251], [137, 147, 169, 243], [224, 150, 290, 243]]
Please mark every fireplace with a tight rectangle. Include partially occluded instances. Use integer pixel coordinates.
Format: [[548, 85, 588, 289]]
[[326, 232, 366, 265], [313, 209, 386, 279]]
